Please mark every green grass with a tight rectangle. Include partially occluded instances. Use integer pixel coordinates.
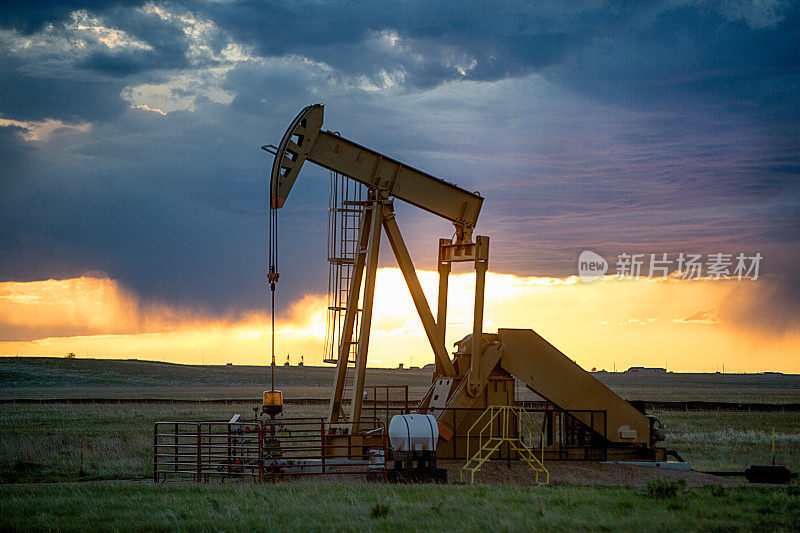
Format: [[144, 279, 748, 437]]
[[2, 402, 798, 483], [0, 402, 321, 483], [1, 482, 798, 531], [654, 410, 800, 471], [4, 359, 799, 530]]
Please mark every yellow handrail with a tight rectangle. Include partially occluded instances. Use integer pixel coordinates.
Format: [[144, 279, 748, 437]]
[[466, 405, 502, 460], [460, 405, 549, 484], [513, 406, 547, 478]]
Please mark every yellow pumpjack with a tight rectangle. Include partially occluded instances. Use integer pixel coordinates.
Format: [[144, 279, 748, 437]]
[[266, 104, 667, 467]]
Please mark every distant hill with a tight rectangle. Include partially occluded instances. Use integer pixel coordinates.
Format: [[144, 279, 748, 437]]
[[1, 357, 799, 403], [0, 357, 432, 400]]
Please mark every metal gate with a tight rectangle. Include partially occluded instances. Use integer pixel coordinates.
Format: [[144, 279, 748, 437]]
[[154, 417, 388, 482]]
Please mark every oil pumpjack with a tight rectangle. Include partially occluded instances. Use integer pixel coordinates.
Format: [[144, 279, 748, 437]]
[[266, 104, 666, 463]]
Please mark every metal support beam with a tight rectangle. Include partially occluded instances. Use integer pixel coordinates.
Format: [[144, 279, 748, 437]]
[[468, 236, 489, 396], [347, 197, 385, 430], [326, 202, 373, 423], [383, 209, 457, 378], [436, 238, 451, 377]]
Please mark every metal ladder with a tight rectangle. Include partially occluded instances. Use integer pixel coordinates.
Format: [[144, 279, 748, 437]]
[[323, 171, 365, 366]]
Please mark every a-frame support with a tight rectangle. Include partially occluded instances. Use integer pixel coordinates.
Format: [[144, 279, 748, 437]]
[[383, 210, 457, 378], [327, 197, 487, 430], [346, 195, 384, 427]]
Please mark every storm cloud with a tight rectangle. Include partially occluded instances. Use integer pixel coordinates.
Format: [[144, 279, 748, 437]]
[[0, 0, 798, 331]]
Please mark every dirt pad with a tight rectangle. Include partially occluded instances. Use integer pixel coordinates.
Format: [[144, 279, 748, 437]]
[[440, 460, 743, 487]]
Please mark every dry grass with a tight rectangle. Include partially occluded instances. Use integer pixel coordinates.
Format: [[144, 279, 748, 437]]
[[0, 357, 433, 400], [4, 357, 800, 403]]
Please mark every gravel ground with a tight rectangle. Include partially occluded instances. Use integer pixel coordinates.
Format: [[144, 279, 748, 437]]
[[441, 460, 744, 487], [3, 461, 740, 487]]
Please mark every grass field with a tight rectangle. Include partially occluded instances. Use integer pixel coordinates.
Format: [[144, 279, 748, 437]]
[[1, 482, 799, 531], [2, 358, 799, 483], [1, 402, 798, 483], [655, 410, 800, 471], [2, 358, 799, 531], [3, 357, 800, 402], [0, 402, 309, 483], [0, 357, 435, 400]]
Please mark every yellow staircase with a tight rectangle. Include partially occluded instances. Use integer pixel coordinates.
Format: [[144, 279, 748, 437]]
[[459, 405, 549, 484]]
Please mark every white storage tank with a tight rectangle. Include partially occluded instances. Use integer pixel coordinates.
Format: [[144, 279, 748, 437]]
[[388, 414, 439, 452]]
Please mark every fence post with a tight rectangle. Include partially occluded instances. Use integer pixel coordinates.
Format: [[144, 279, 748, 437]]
[[174, 423, 179, 473], [153, 423, 158, 482], [321, 419, 326, 474], [196, 424, 202, 482], [452, 408, 457, 459], [383, 425, 388, 481], [258, 423, 264, 482], [227, 423, 231, 478]]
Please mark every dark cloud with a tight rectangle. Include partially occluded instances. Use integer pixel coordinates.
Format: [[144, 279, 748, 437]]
[[105, 6, 191, 62], [548, 3, 800, 114], [199, 0, 598, 87], [197, 0, 800, 104], [78, 49, 167, 77], [0, 0, 797, 335], [718, 243, 800, 335], [0, 0, 141, 34], [0, 54, 128, 123], [0, 101, 328, 313], [0, 124, 32, 176], [73, 7, 192, 77]]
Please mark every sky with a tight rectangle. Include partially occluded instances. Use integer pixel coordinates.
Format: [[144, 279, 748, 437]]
[[1, 1, 798, 371]]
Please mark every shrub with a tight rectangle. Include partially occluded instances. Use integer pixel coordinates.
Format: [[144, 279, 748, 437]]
[[370, 503, 390, 518], [645, 479, 686, 499]]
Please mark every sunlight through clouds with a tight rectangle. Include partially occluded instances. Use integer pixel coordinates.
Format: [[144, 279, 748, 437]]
[[1, 271, 797, 372], [0, 117, 92, 141]]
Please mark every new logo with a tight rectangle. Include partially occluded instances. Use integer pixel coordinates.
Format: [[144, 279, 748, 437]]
[[578, 251, 608, 282]]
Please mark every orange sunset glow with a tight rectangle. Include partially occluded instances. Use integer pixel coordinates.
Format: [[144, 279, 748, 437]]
[[2, 270, 797, 373]]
